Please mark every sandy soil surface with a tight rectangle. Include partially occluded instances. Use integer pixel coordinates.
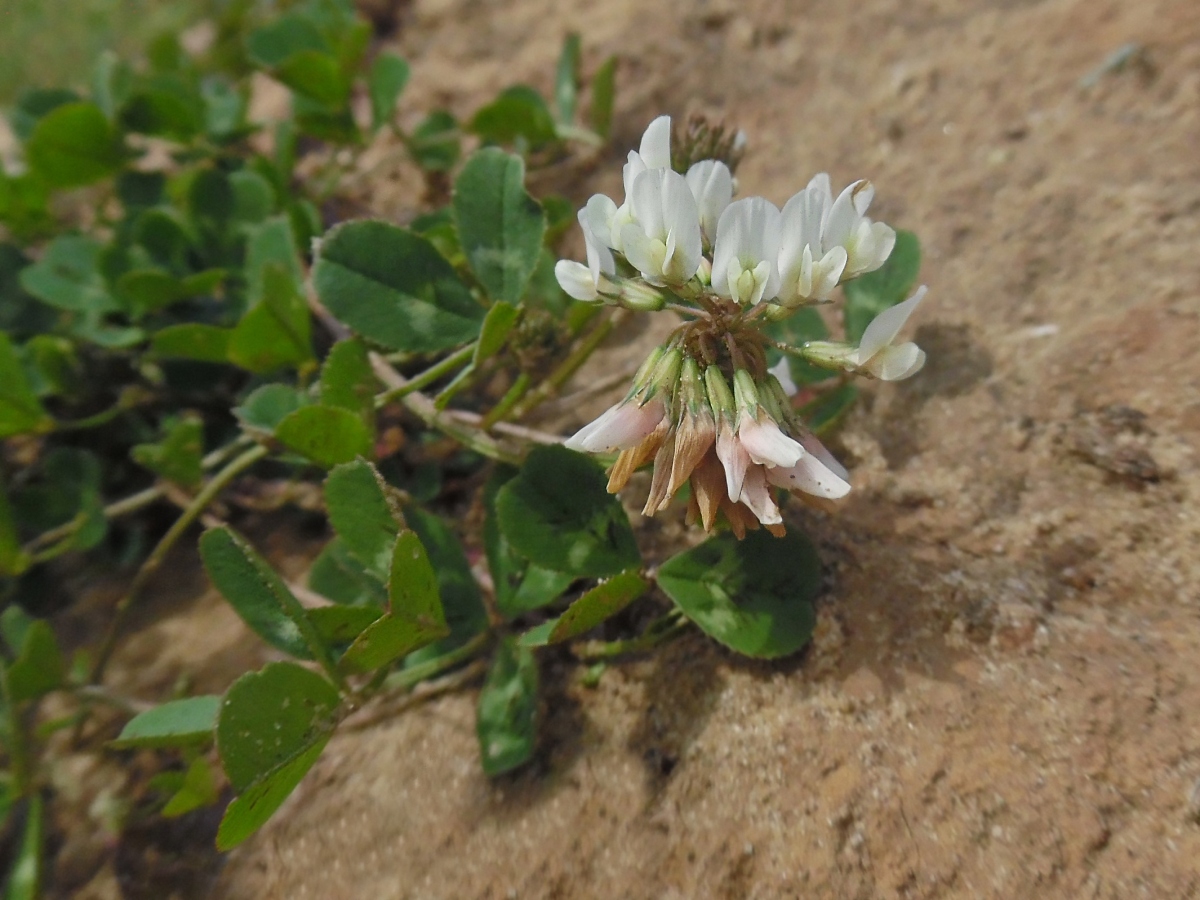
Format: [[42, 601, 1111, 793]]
[[67, 0, 1200, 896]]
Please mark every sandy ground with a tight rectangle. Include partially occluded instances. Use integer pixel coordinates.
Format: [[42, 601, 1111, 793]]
[[65, 0, 1200, 896]]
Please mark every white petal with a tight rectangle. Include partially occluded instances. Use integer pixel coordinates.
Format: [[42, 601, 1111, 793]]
[[850, 180, 875, 216], [813, 246, 847, 299], [858, 285, 927, 362], [686, 160, 733, 245], [768, 357, 798, 397], [638, 115, 672, 170], [578, 207, 614, 280], [806, 172, 833, 205], [867, 342, 926, 381], [583, 194, 618, 248], [740, 465, 782, 525], [657, 171, 702, 282], [621, 223, 660, 283], [765, 452, 852, 499], [555, 260, 599, 301], [738, 413, 804, 468], [823, 179, 870, 250], [621, 151, 646, 203], [712, 197, 781, 299], [629, 169, 667, 240]]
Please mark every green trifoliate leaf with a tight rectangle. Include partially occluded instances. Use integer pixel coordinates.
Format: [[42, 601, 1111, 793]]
[[474, 300, 521, 365], [228, 263, 313, 373], [403, 506, 488, 656], [339, 529, 450, 673], [0, 478, 30, 577], [318, 338, 377, 425], [161, 757, 220, 818], [130, 413, 204, 488], [495, 445, 641, 579], [0, 608, 65, 702], [454, 148, 545, 305], [0, 334, 53, 439], [215, 661, 340, 850], [313, 220, 485, 353], [519, 569, 648, 647], [323, 460, 402, 579], [408, 110, 461, 171], [199, 526, 333, 664], [274, 406, 373, 468], [368, 53, 410, 130], [554, 34, 581, 125], [589, 56, 617, 140], [469, 86, 558, 148], [657, 530, 821, 659], [307, 538, 388, 608], [483, 466, 573, 618], [477, 637, 539, 776], [18, 235, 117, 314], [109, 696, 221, 750], [9, 88, 80, 141], [25, 101, 123, 188], [233, 383, 310, 434]]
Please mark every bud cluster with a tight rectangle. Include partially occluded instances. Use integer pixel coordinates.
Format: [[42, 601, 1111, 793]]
[[557, 116, 930, 534]]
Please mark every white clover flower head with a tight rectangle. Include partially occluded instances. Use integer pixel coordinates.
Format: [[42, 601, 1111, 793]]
[[711, 197, 781, 306], [620, 168, 703, 286], [685, 159, 733, 249], [550, 116, 930, 537]]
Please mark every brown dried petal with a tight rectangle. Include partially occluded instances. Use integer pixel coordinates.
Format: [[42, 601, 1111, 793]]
[[606, 418, 669, 493]]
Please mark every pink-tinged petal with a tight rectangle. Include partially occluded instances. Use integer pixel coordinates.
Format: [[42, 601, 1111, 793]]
[[737, 412, 804, 468], [565, 398, 666, 453], [765, 453, 852, 499], [739, 465, 783, 525], [715, 423, 749, 501], [858, 285, 927, 362], [797, 431, 849, 482], [638, 115, 672, 170]]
